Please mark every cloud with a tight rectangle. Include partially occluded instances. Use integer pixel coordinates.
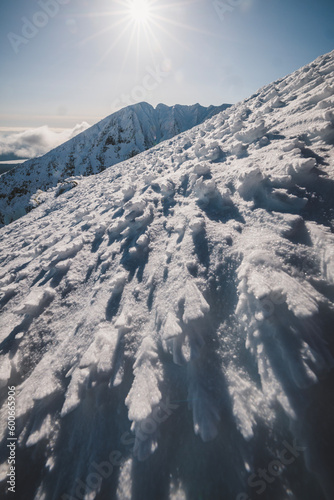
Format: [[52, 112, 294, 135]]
[[0, 122, 90, 160]]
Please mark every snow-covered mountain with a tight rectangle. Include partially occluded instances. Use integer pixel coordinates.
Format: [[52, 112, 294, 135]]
[[0, 51, 334, 500], [0, 102, 230, 225]]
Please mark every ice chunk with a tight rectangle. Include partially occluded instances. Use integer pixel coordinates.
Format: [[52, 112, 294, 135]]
[[162, 312, 182, 341], [26, 415, 53, 447], [236, 167, 264, 201], [193, 163, 211, 176], [16, 287, 55, 316], [182, 281, 210, 324], [126, 337, 162, 423], [79, 324, 119, 374], [61, 367, 90, 417], [235, 120, 268, 144]]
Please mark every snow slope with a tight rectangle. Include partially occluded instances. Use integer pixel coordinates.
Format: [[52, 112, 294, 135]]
[[0, 51, 334, 500], [0, 102, 229, 225]]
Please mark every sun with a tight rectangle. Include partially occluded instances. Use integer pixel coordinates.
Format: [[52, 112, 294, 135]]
[[81, 0, 212, 70], [127, 0, 152, 25]]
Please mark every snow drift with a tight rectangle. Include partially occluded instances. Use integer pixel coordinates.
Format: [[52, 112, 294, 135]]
[[0, 51, 334, 500]]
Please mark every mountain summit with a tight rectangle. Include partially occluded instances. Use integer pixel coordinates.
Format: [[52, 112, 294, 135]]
[[0, 102, 230, 225], [0, 51, 334, 500]]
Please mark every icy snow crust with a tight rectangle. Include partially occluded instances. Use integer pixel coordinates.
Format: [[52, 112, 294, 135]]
[[0, 102, 229, 226], [0, 51, 334, 499]]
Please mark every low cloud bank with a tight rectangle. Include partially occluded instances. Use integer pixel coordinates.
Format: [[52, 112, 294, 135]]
[[0, 122, 90, 160]]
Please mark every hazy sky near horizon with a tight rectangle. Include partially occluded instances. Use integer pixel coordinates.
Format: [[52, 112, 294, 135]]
[[0, 0, 333, 131]]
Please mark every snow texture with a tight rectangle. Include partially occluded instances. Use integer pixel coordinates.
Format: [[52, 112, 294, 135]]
[[0, 51, 334, 500]]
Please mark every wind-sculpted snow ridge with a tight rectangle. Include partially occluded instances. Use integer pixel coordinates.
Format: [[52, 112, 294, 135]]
[[0, 102, 230, 226], [0, 51, 334, 500]]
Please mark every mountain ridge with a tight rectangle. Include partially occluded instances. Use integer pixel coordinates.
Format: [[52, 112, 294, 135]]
[[0, 101, 230, 225]]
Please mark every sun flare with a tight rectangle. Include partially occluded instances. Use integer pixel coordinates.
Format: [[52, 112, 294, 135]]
[[82, 0, 209, 70], [127, 0, 152, 24]]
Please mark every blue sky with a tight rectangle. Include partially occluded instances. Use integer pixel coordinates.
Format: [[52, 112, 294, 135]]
[[0, 0, 333, 130]]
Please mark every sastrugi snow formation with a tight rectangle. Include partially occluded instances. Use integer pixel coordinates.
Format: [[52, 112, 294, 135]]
[[0, 51, 334, 500]]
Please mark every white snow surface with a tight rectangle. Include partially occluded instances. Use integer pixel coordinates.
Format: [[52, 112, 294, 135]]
[[0, 51, 334, 500]]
